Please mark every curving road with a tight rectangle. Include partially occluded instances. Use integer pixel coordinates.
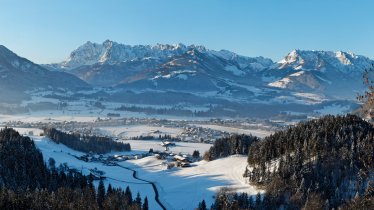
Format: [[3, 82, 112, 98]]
[[69, 152, 167, 210], [115, 163, 167, 210]]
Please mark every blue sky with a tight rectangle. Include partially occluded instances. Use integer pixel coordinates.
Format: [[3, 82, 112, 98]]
[[0, 0, 373, 63]]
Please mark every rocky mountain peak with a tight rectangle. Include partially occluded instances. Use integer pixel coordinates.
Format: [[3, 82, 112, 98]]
[[278, 49, 372, 73], [55, 40, 274, 71]]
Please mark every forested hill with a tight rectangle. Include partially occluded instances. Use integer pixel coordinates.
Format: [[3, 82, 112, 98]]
[[244, 115, 374, 209], [203, 134, 259, 161], [0, 128, 146, 209]]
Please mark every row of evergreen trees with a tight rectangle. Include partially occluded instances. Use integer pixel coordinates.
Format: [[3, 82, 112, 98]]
[[44, 127, 131, 154], [203, 134, 259, 161], [129, 134, 180, 141], [196, 189, 263, 210], [0, 180, 148, 210], [0, 128, 145, 210], [203, 189, 373, 210]]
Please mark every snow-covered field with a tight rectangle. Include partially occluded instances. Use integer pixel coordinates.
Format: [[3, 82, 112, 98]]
[[125, 155, 262, 209], [8, 125, 261, 210]]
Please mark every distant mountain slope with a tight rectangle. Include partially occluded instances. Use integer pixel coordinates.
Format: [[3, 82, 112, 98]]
[[267, 49, 373, 99], [0, 45, 89, 102], [117, 48, 269, 93], [278, 49, 371, 73]]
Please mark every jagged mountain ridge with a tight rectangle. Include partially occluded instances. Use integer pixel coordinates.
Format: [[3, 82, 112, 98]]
[[53, 40, 273, 71], [47, 40, 274, 94], [48, 41, 373, 102], [278, 49, 371, 73], [268, 49, 373, 98]]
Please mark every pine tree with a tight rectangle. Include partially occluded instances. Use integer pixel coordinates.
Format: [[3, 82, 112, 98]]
[[135, 192, 142, 209], [192, 150, 200, 159], [107, 183, 113, 195], [97, 179, 105, 208], [198, 199, 207, 210], [48, 158, 56, 170], [125, 186, 132, 205], [142, 196, 149, 210]]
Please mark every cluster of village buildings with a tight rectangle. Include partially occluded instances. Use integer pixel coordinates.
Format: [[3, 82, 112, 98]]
[[76, 146, 197, 175]]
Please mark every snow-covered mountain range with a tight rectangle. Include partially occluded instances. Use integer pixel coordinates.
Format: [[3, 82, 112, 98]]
[[46, 40, 373, 102], [1, 41, 372, 117], [51, 40, 273, 71]]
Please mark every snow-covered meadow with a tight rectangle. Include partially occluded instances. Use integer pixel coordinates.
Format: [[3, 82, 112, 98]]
[[31, 135, 261, 210]]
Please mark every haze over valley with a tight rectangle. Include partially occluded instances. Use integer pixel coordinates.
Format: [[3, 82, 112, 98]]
[[1, 40, 370, 120]]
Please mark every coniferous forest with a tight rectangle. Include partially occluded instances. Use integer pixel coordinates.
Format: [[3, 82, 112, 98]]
[[203, 134, 259, 161], [44, 127, 131, 154], [0, 128, 146, 210], [202, 115, 374, 210]]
